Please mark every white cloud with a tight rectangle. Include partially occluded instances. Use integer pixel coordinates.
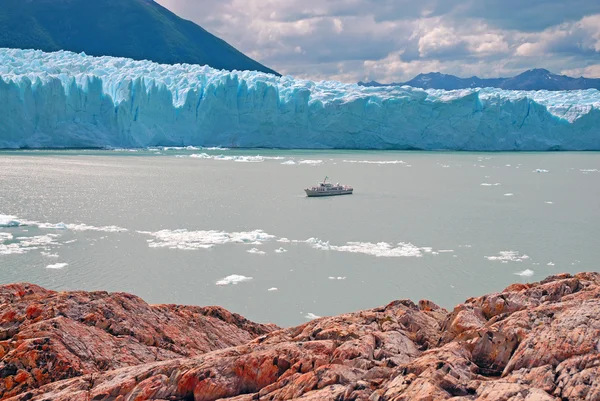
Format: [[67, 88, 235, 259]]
[[561, 64, 600, 78], [155, 0, 600, 82]]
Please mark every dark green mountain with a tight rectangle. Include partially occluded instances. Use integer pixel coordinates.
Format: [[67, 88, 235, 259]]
[[0, 0, 278, 75]]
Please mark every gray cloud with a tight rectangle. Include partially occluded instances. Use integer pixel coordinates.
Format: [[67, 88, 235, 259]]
[[156, 0, 600, 82]]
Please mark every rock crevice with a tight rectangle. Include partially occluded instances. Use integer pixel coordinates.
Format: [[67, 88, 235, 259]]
[[1, 272, 600, 400]]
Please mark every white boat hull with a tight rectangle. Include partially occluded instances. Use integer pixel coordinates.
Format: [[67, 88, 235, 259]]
[[305, 189, 353, 197]]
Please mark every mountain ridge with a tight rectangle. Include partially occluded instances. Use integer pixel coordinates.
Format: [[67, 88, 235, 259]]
[[0, 0, 278, 75], [359, 68, 600, 91]]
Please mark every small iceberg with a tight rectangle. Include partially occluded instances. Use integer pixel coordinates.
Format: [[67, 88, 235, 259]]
[[216, 275, 253, 286]]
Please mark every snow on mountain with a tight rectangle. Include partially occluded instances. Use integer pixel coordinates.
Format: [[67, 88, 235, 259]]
[[1, 48, 599, 150], [360, 69, 600, 91]]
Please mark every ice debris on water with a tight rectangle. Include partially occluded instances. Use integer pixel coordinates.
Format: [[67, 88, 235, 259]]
[[247, 248, 266, 255], [216, 275, 253, 286], [46, 263, 68, 269], [486, 251, 530, 262], [140, 229, 276, 250], [515, 269, 535, 277]]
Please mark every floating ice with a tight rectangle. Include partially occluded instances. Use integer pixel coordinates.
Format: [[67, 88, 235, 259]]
[[39, 222, 128, 232], [547, 262, 555, 266], [486, 251, 530, 262], [46, 263, 68, 269], [281, 160, 296, 165], [515, 269, 534, 277], [41, 252, 59, 258], [268, 287, 279, 292], [187, 153, 281, 162], [481, 183, 501, 186], [247, 248, 266, 255], [2, 49, 599, 150], [504, 193, 514, 196], [140, 229, 276, 250], [328, 276, 347, 280], [580, 169, 599, 173], [299, 160, 323, 165], [275, 247, 287, 253], [305, 238, 427, 257], [0, 234, 60, 255], [342, 160, 406, 165], [0, 215, 21, 227], [277, 238, 291, 243], [0, 232, 13, 242], [305, 313, 321, 320], [545, 201, 554, 204], [216, 275, 253, 286], [535, 169, 549, 173]]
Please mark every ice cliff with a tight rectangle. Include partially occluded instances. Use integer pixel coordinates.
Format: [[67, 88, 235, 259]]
[[1, 48, 599, 150]]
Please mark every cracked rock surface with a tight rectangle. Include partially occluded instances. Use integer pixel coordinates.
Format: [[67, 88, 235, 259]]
[[2, 272, 600, 401]]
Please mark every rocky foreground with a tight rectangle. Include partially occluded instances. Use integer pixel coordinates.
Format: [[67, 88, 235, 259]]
[[1, 273, 599, 401]]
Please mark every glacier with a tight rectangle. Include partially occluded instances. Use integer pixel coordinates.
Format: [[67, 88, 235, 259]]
[[1, 48, 599, 150]]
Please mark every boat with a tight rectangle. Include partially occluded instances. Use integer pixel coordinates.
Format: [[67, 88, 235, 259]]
[[305, 177, 353, 197]]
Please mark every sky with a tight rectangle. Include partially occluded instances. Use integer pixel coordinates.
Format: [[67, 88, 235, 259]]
[[155, 0, 600, 83]]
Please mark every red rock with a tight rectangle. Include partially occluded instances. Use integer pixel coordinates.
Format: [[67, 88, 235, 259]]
[[2, 273, 600, 401], [0, 283, 276, 398]]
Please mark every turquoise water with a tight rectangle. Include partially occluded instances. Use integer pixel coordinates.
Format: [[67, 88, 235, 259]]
[[1, 148, 599, 326]]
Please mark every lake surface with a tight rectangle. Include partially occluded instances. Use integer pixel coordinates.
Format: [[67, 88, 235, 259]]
[[1, 148, 599, 326]]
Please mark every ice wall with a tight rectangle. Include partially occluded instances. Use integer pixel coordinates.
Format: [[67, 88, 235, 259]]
[[1, 48, 599, 150]]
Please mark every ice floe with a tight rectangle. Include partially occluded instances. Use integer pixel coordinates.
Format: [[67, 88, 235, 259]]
[[304, 313, 321, 320], [515, 269, 535, 277], [298, 160, 323, 165], [0, 214, 21, 228], [480, 183, 501, 186], [268, 287, 279, 292], [39, 222, 128, 232], [342, 160, 406, 165], [281, 160, 296, 165], [0, 232, 13, 242], [0, 234, 60, 256], [247, 248, 266, 255], [305, 238, 428, 257], [486, 251, 530, 262], [46, 263, 68, 269], [275, 247, 288, 253], [216, 275, 253, 286], [140, 229, 276, 250], [186, 153, 284, 162], [535, 169, 549, 173], [328, 276, 347, 280]]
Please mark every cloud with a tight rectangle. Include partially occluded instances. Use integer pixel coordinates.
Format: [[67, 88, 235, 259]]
[[155, 0, 600, 82]]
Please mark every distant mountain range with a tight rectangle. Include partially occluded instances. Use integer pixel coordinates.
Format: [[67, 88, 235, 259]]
[[359, 69, 600, 91], [0, 0, 278, 75]]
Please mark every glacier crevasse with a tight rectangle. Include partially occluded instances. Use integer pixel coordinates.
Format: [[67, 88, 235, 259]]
[[1, 48, 599, 150]]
